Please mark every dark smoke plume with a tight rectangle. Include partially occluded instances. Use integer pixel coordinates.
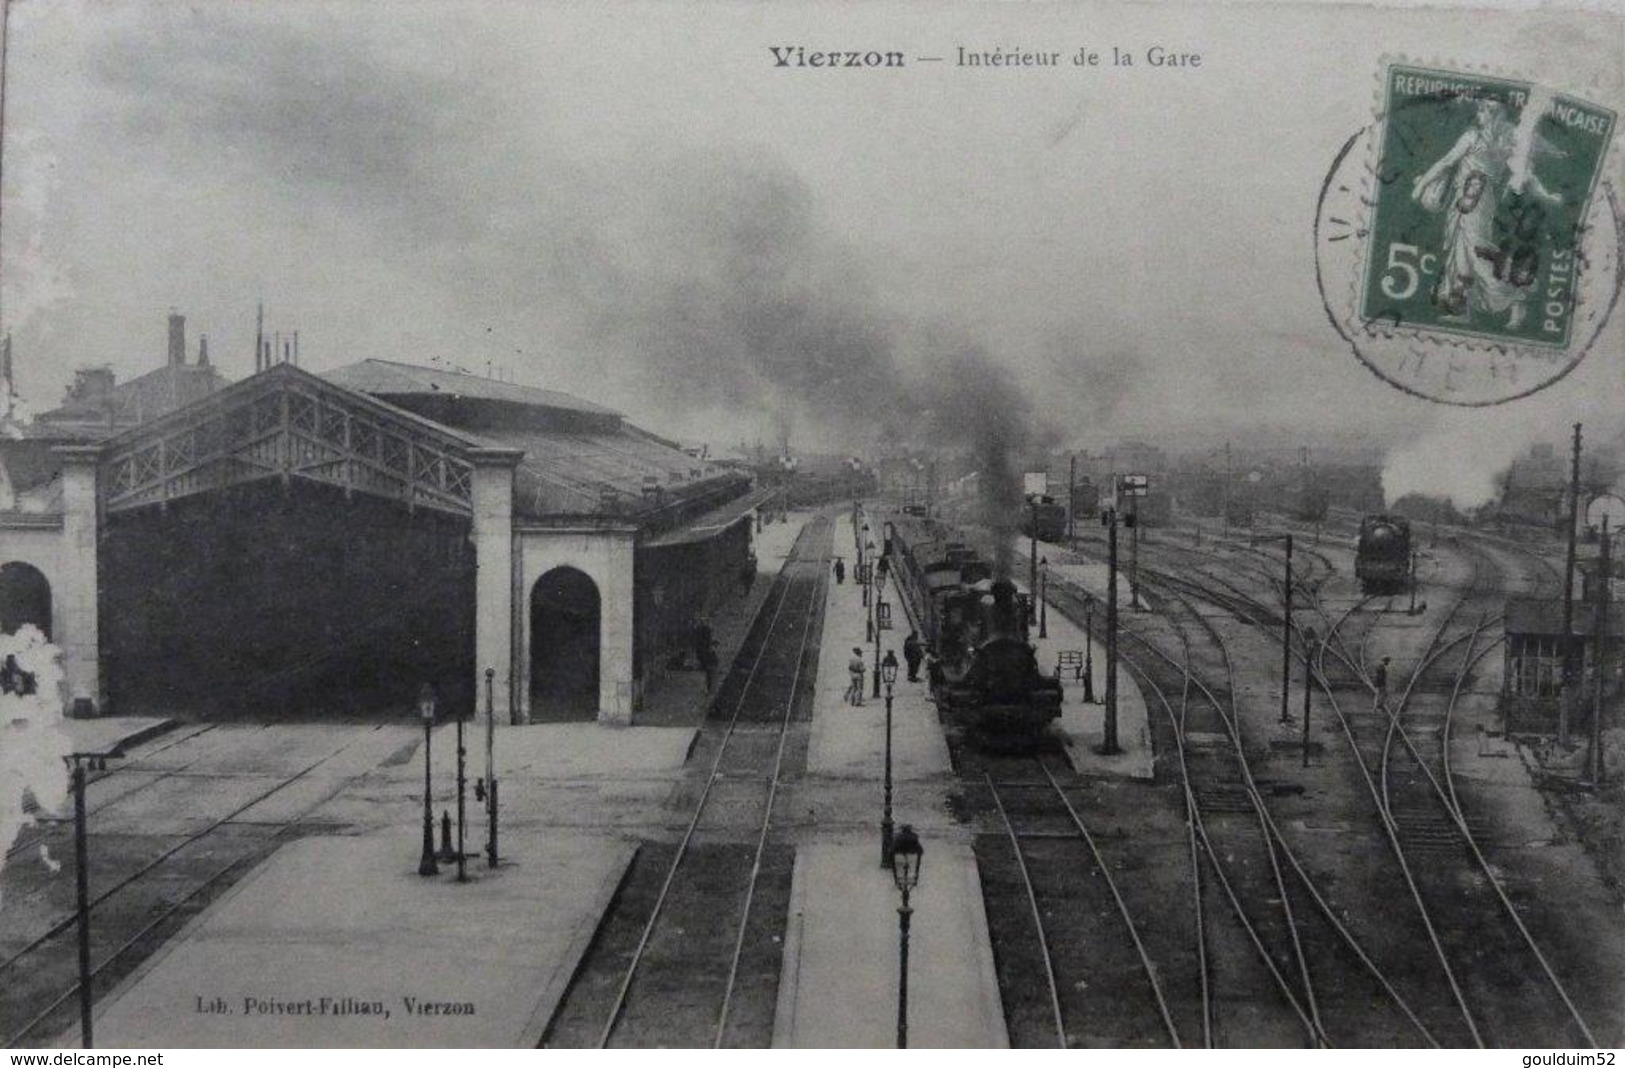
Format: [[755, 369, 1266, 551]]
[[564, 149, 1055, 561]]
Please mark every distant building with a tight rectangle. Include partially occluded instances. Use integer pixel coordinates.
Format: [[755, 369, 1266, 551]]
[[1502, 597, 1621, 736], [1499, 442, 1569, 530]]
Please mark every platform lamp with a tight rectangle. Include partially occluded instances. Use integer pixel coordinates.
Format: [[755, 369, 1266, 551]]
[[63, 746, 123, 1049], [474, 668, 499, 868], [890, 824, 924, 1049], [1082, 593, 1096, 704], [417, 684, 439, 877], [879, 650, 899, 868]]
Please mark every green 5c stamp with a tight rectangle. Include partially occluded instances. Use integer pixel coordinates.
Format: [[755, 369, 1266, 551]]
[[1316, 63, 1622, 405]]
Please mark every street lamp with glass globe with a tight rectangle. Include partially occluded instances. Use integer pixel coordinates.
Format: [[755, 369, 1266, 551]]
[[891, 824, 924, 1049]]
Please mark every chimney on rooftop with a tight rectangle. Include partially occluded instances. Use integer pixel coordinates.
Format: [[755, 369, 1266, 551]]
[[198, 335, 210, 367], [168, 311, 186, 366]]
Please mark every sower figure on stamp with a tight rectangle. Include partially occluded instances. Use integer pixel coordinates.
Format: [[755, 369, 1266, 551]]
[[902, 631, 924, 682], [1411, 97, 1561, 328]]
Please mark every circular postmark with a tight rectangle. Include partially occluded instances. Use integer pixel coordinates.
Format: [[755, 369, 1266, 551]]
[[1314, 67, 1623, 407]]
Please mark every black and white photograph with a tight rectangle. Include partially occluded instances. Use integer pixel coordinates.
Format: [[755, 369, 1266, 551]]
[[0, 0, 1621, 1051]]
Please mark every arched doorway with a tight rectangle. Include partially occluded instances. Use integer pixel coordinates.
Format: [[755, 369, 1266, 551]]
[[530, 566, 600, 721], [0, 562, 52, 640]]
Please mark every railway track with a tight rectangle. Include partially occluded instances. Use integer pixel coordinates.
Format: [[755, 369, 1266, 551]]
[[2, 725, 400, 1047], [541, 516, 832, 1049], [980, 762, 1182, 1048], [1041, 568, 1437, 1047], [1306, 540, 1602, 1047]]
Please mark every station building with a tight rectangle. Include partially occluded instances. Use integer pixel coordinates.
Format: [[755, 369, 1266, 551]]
[[1502, 585, 1622, 736], [0, 316, 760, 724]]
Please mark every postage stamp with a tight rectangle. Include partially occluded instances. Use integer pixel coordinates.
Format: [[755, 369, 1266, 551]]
[[1315, 62, 1622, 406]]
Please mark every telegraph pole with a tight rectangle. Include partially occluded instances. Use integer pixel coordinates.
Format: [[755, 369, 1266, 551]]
[[1592, 516, 1611, 784], [1129, 495, 1141, 610], [1563, 423, 1583, 746], [1302, 626, 1317, 767], [1067, 453, 1077, 541], [1281, 534, 1294, 725], [1099, 506, 1123, 755], [1028, 497, 1039, 622]]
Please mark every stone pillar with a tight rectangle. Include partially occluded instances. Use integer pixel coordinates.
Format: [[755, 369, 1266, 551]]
[[598, 531, 637, 726], [469, 449, 523, 724], [53, 446, 103, 716]]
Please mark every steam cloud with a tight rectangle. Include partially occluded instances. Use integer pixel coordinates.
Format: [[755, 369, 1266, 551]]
[[0, 626, 71, 911]]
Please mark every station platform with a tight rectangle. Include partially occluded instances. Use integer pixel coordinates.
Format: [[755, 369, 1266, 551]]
[[807, 512, 949, 779], [784, 511, 1006, 1047], [84, 829, 634, 1048], [61, 715, 180, 756], [773, 836, 1008, 1048]]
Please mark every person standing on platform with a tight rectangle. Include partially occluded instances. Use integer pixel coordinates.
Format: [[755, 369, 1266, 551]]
[[698, 639, 719, 694], [847, 647, 865, 705], [902, 632, 924, 682], [692, 617, 713, 669], [833, 557, 845, 585]]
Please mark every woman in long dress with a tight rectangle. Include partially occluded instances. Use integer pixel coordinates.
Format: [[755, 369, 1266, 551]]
[[1410, 98, 1561, 328]]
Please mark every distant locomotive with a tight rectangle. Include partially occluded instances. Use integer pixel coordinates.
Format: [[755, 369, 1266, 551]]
[[1355, 514, 1412, 594], [888, 515, 1063, 748], [1022, 494, 1068, 543]]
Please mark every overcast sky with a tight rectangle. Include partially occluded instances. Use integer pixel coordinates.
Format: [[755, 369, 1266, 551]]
[[2, 0, 1620, 502]]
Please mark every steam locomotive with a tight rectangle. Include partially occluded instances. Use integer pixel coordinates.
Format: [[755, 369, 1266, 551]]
[[1022, 494, 1068, 543], [888, 515, 1063, 748], [1355, 514, 1412, 594]]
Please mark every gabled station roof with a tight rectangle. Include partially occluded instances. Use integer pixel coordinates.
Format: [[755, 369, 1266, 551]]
[[322, 359, 619, 419]]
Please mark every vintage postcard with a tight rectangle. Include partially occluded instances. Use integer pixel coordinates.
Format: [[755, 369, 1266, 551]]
[[1, 0, 1622, 1054]]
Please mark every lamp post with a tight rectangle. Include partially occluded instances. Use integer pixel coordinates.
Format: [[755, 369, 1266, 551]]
[[880, 651, 899, 867], [417, 684, 439, 877], [455, 686, 469, 883], [475, 668, 499, 868], [1039, 556, 1048, 639], [890, 824, 924, 1049], [63, 748, 121, 1049], [873, 573, 887, 699]]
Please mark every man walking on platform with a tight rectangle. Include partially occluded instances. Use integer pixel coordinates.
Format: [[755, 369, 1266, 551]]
[[698, 639, 719, 694], [902, 632, 924, 682], [834, 557, 846, 585], [847, 647, 866, 706]]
